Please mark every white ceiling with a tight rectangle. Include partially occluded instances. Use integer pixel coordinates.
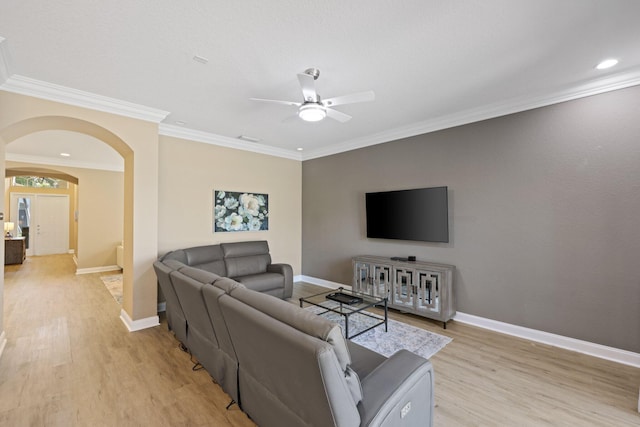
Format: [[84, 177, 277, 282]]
[[1, 0, 640, 166], [6, 131, 124, 172]]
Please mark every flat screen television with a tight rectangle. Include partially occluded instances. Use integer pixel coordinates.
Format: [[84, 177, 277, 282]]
[[365, 186, 449, 243]]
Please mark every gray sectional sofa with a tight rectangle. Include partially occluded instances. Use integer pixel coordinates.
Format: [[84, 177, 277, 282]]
[[161, 240, 293, 298], [154, 240, 293, 346], [153, 240, 435, 426]]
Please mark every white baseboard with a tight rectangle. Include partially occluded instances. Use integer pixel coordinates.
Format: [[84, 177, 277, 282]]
[[454, 312, 640, 369], [119, 309, 159, 332], [298, 275, 640, 368], [296, 274, 351, 290], [76, 265, 121, 275], [0, 331, 6, 361]]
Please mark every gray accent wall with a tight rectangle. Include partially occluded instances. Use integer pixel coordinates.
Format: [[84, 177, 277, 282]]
[[302, 85, 640, 353]]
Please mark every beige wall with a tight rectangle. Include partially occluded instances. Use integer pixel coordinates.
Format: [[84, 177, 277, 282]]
[[0, 91, 304, 327], [158, 136, 302, 275], [5, 161, 123, 269], [0, 91, 159, 322]]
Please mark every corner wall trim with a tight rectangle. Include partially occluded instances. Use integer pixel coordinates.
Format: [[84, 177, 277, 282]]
[[76, 265, 121, 275], [453, 312, 640, 369], [120, 309, 160, 332], [0, 331, 6, 361], [296, 275, 351, 290]]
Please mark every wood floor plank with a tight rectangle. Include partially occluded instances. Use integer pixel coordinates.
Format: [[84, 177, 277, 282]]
[[0, 255, 638, 426]]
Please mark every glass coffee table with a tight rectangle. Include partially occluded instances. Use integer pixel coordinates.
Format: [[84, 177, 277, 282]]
[[300, 287, 387, 339]]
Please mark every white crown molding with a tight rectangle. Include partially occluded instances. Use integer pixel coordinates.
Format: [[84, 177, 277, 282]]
[[0, 37, 12, 85], [301, 68, 640, 161], [159, 123, 303, 161], [0, 75, 170, 123], [454, 312, 640, 369], [6, 153, 124, 172], [120, 309, 160, 332]]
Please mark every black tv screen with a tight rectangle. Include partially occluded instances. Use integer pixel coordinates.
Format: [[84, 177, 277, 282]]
[[366, 187, 449, 243]]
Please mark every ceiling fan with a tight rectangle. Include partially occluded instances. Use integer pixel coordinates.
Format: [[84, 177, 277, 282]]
[[250, 68, 375, 123]]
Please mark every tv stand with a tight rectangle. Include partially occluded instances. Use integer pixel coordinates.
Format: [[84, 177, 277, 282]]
[[353, 256, 455, 328]]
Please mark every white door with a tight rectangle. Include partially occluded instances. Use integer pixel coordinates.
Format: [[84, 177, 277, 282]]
[[10, 193, 69, 256], [35, 195, 69, 255]]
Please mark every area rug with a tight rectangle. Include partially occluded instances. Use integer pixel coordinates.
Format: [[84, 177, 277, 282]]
[[305, 305, 452, 359], [100, 274, 123, 305]]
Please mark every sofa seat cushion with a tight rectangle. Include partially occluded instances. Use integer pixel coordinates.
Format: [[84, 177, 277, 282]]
[[233, 272, 284, 293]]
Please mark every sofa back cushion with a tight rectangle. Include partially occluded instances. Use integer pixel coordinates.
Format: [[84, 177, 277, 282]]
[[183, 245, 227, 276], [178, 265, 220, 284], [221, 241, 271, 277], [161, 249, 187, 264], [228, 286, 362, 405]]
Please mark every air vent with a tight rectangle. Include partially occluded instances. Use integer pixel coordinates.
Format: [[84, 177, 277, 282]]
[[238, 135, 260, 143]]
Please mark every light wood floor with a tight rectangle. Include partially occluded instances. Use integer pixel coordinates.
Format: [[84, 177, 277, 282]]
[[1, 255, 638, 426]]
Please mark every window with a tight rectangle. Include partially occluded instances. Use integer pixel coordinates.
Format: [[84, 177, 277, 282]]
[[11, 176, 69, 189]]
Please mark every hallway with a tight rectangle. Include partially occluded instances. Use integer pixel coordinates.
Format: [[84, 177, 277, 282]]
[[0, 254, 254, 426]]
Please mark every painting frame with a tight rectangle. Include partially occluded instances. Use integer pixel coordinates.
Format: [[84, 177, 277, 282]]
[[214, 190, 269, 232]]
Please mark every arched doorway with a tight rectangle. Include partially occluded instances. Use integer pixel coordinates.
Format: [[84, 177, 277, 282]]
[[1, 112, 159, 333], [5, 167, 80, 258]]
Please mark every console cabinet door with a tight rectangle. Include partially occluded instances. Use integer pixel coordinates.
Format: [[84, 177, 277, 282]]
[[415, 270, 441, 314], [392, 267, 415, 309], [353, 260, 392, 297], [353, 261, 370, 293], [371, 263, 392, 298]]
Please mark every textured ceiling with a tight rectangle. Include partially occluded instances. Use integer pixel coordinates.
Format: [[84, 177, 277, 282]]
[[1, 0, 640, 164]]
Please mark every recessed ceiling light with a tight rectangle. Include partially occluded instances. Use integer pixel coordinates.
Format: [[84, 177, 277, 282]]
[[60, 152, 71, 157], [596, 58, 618, 70], [297, 148, 303, 151]]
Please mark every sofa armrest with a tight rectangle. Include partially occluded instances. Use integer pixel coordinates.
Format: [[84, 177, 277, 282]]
[[267, 263, 293, 299], [357, 349, 434, 427]]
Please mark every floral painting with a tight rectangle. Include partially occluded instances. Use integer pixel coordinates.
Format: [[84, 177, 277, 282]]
[[214, 190, 269, 232]]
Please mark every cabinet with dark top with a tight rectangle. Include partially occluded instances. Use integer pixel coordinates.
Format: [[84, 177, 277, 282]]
[[5, 237, 26, 265]]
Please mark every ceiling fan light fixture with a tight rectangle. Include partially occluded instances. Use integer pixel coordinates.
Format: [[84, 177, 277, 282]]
[[298, 104, 326, 122]]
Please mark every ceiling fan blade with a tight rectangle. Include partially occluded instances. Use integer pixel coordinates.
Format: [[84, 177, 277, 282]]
[[326, 108, 352, 123], [297, 73, 318, 102], [250, 98, 301, 107], [322, 90, 375, 107]]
